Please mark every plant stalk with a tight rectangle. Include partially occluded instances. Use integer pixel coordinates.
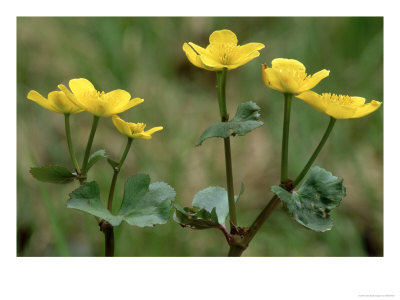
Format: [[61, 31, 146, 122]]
[[81, 115, 100, 175], [64, 114, 81, 174], [216, 68, 237, 228], [293, 117, 336, 186], [280, 93, 292, 183], [102, 137, 133, 257], [107, 137, 133, 212], [229, 116, 336, 256]]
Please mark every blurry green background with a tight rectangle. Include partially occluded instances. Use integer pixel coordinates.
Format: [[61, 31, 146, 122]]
[[17, 17, 383, 256]]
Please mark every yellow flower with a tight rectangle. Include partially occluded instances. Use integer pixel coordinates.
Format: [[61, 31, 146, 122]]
[[112, 115, 163, 140], [182, 29, 265, 71], [296, 91, 382, 119], [58, 78, 143, 117], [27, 90, 83, 114], [262, 58, 330, 94]]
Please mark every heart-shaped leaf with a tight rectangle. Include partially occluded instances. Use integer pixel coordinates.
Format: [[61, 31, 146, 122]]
[[271, 166, 346, 232], [67, 174, 176, 227], [174, 184, 244, 229], [67, 181, 121, 225], [118, 175, 176, 227]]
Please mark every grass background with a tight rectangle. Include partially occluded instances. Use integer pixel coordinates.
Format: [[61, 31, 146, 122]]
[[17, 17, 383, 256]]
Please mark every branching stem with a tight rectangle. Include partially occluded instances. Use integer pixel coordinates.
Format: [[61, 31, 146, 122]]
[[228, 108, 336, 256], [102, 137, 133, 257]]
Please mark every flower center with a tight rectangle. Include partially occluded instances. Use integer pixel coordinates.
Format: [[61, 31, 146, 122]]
[[131, 123, 146, 134], [287, 69, 308, 83], [322, 93, 355, 107], [83, 90, 109, 101], [210, 43, 236, 64]]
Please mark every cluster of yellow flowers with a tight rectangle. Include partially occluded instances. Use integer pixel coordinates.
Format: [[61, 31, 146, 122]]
[[183, 29, 381, 119], [28, 29, 381, 139], [27, 78, 163, 140]]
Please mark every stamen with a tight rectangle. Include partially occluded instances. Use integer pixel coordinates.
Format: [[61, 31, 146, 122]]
[[131, 123, 146, 133], [322, 93, 354, 106]]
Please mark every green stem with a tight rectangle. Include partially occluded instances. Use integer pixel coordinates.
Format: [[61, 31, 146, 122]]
[[102, 137, 133, 257], [216, 69, 228, 120], [64, 114, 81, 174], [229, 116, 336, 256], [280, 93, 292, 183], [216, 68, 237, 228], [293, 117, 336, 187], [81, 115, 100, 175], [107, 138, 133, 212]]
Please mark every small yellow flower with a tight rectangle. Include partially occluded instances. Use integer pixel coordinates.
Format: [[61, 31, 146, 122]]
[[296, 91, 382, 119], [27, 89, 83, 114], [112, 115, 163, 140], [262, 58, 330, 94], [182, 29, 265, 71], [58, 78, 143, 117]]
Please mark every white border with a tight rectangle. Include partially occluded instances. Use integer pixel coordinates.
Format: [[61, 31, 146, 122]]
[[3, 1, 399, 299]]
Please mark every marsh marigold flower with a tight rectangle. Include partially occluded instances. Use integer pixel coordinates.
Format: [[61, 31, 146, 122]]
[[58, 78, 143, 117], [112, 115, 163, 140], [27, 89, 83, 114], [262, 58, 330, 94], [182, 29, 265, 71], [296, 91, 382, 119]]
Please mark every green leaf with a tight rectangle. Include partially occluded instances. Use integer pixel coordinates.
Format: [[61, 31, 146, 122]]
[[67, 174, 176, 228], [196, 101, 263, 146], [30, 166, 76, 184], [173, 204, 220, 229], [174, 185, 243, 229], [67, 181, 121, 226], [271, 166, 346, 232], [117, 174, 176, 227], [86, 149, 107, 171], [193, 186, 231, 224]]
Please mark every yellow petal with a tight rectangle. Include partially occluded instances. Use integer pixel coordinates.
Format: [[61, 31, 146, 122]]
[[111, 97, 144, 116], [48, 91, 80, 114], [296, 91, 329, 114], [112, 115, 133, 138], [187, 42, 208, 55], [209, 29, 238, 45], [299, 69, 330, 93], [106, 89, 131, 109], [132, 133, 152, 140], [144, 126, 163, 135], [272, 58, 306, 73], [262, 65, 284, 93], [234, 43, 265, 60], [58, 84, 83, 108], [277, 69, 301, 94], [182, 43, 206, 70], [350, 96, 366, 106], [198, 54, 225, 70], [69, 78, 96, 96], [227, 50, 261, 70], [27, 90, 61, 113], [352, 100, 382, 119], [88, 101, 109, 117], [326, 103, 356, 119]]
